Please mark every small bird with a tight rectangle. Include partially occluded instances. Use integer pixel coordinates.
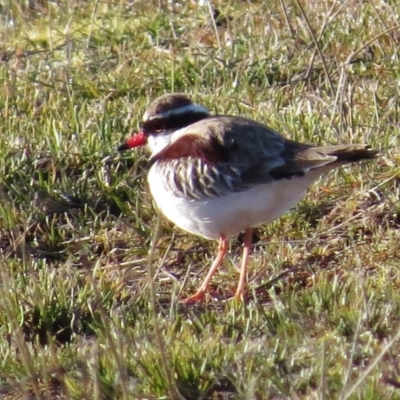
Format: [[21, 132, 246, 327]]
[[118, 93, 378, 303]]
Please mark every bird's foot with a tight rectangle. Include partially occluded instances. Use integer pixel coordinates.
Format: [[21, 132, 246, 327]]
[[180, 291, 206, 304], [233, 289, 245, 303]]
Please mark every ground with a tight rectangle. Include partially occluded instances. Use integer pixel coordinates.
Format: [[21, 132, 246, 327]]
[[0, 0, 399, 399]]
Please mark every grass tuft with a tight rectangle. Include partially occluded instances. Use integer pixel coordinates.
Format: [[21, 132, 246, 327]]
[[0, 0, 399, 398]]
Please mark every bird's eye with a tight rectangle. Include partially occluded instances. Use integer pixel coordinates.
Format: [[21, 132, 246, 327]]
[[151, 120, 165, 133], [142, 119, 166, 134]]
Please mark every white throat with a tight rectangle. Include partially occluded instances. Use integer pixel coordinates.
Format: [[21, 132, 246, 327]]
[[148, 126, 188, 158], [147, 133, 172, 157]]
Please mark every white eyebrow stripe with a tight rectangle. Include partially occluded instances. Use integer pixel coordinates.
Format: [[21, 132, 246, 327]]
[[143, 103, 209, 121]]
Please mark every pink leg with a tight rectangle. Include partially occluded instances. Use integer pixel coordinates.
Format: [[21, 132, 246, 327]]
[[181, 235, 228, 304], [234, 228, 252, 301]]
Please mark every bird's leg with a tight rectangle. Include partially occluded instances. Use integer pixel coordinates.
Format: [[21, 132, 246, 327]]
[[181, 235, 228, 304], [234, 228, 252, 301]]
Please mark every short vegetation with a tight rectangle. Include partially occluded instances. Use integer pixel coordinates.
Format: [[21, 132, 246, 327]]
[[0, 0, 399, 399]]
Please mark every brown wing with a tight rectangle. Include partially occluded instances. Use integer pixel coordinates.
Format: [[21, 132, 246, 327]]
[[207, 118, 377, 184], [150, 116, 377, 199]]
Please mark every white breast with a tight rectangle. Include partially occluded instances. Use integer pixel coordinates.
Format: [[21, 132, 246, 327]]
[[148, 165, 324, 240]]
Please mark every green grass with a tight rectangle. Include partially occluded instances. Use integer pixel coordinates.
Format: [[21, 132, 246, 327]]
[[0, 0, 399, 398]]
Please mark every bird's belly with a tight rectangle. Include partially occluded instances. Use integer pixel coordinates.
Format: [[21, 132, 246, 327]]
[[148, 168, 321, 240]]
